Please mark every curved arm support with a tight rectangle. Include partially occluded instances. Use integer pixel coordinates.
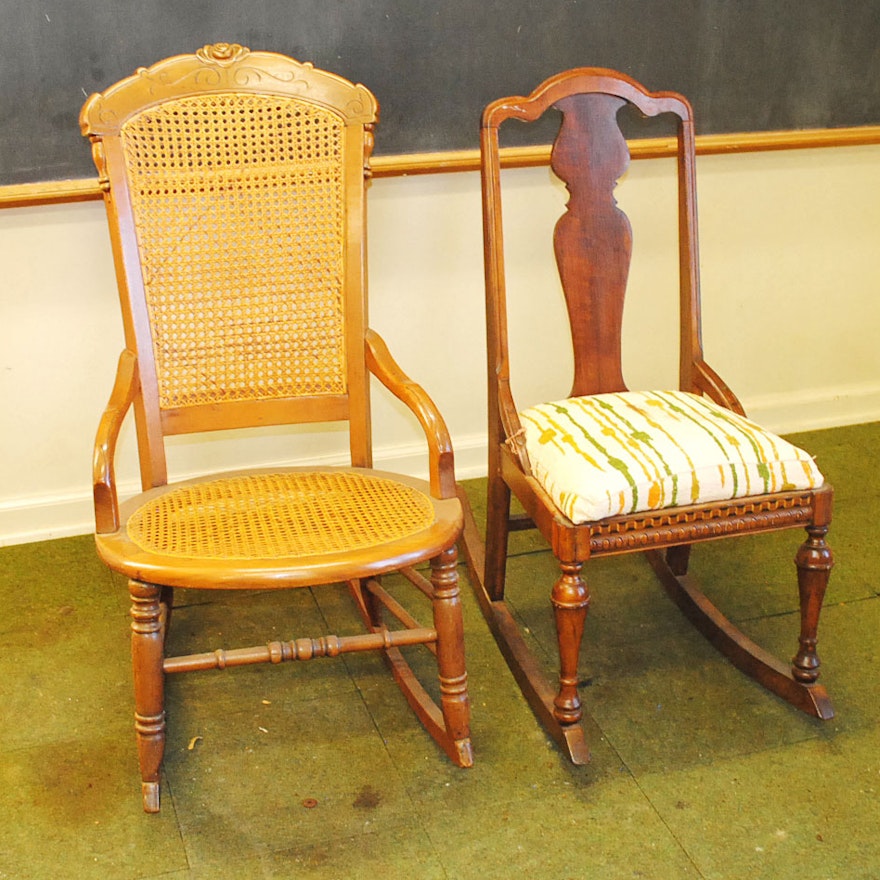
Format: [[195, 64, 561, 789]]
[[693, 360, 746, 416], [365, 329, 456, 499], [94, 349, 139, 534], [496, 378, 531, 473]]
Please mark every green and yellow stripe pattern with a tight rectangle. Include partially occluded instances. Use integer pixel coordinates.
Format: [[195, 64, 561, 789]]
[[519, 390, 823, 524]]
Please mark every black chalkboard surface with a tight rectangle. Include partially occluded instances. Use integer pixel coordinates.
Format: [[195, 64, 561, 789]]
[[2, 0, 878, 186]]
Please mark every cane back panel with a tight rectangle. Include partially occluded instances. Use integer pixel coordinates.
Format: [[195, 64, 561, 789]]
[[123, 93, 349, 408]]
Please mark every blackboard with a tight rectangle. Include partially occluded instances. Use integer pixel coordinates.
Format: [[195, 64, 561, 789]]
[[2, 0, 879, 186]]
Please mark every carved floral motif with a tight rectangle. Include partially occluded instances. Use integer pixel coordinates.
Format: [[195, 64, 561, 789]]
[[195, 43, 249, 65], [81, 45, 377, 139]]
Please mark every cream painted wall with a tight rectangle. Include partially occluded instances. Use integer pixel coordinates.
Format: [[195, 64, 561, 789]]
[[1, 143, 878, 544]]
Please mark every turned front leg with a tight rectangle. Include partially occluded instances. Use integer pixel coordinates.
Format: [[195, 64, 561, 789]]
[[792, 524, 833, 683], [430, 545, 472, 760], [666, 544, 692, 577], [130, 580, 166, 813], [551, 561, 590, 726]]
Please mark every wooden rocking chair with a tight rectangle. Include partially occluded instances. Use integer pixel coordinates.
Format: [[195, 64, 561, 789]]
[[81, 44, 472, 812], [462, 68, 834, 763]]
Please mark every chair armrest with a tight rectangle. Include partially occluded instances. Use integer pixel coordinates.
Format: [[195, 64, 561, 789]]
[[693, 360, 746, 416], [93, 349, 138, 534], [365, 329, 456, 499]]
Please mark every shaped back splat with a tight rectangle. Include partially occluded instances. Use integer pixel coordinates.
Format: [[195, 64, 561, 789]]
[[551, 93, 632, 398]]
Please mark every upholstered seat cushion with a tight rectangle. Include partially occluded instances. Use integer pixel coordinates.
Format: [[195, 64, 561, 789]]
[[519, 390, 824, 524]]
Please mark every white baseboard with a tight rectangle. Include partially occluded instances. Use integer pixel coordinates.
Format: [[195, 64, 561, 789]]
[[0, 432, 490, 547], [742, 382, 880, 435], [0, 489, 98, 548]]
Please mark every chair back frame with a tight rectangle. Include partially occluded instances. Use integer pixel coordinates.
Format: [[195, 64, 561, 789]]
[[81, 43, 379, 490], [480, 68, 741, 474]]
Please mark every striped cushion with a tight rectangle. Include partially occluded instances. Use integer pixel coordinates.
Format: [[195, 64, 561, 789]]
[[519, 390, 823, 524]]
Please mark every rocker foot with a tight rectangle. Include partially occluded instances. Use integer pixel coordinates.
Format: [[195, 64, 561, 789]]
[[142, 781, 160, 813]]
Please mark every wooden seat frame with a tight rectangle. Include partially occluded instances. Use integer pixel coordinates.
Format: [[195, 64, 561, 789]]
[[461, 68, 834, 764], [81, 44, 472, 812]]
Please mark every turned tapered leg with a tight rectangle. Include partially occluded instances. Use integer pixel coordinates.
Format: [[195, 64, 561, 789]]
[[430, 545, 472, 763], [551, 561, 590, 727], [129, 580, 166, 813], [159, 586, 174, 645], [484, 472, 512, 601], [347, 577, 385, 632], [792, 524, 833, 683], [666, 544, 692, 577], [362, 577, 386, 630]]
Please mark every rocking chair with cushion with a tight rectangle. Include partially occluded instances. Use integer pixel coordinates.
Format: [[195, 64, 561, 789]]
[[81, 43, 472, 812], [463, 67, 833, 763]]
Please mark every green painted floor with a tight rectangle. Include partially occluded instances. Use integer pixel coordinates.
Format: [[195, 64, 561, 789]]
[[1, 422, 878, 879]]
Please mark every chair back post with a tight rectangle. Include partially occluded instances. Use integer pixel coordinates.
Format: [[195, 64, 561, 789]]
[[674, 108, 705, 396], [87, 131, 171, 488], [343, 120, 377, 470], [480, 104, 527, 470]]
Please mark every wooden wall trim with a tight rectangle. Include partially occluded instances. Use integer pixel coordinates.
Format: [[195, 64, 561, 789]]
[[0, 176, 105, 208], [2, 125, 879, 209]]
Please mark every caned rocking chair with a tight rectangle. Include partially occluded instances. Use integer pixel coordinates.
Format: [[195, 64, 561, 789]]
[[462, 68, 834, 763], [81, 44, 472, 812]]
